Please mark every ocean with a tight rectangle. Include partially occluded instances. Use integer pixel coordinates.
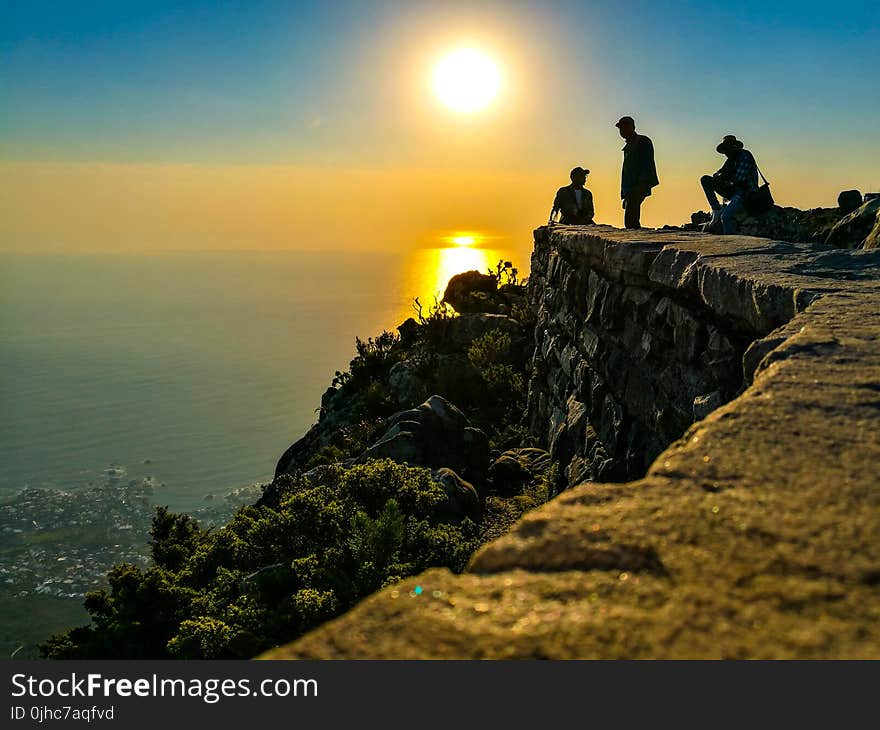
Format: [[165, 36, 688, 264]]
[[0, 242, 529, 657]]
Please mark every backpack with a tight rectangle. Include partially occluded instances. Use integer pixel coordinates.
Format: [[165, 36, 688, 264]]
[[744, 166, 774, 216]]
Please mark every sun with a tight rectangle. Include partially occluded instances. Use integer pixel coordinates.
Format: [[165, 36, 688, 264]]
[[443, 231, 482, 247], [432, 48, 501, 113]]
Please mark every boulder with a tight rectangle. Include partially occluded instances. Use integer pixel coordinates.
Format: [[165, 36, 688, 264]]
[[443, 271, 528, 315], [838, 190, 863, 214], [685, 206, 840, 244], [360, 395, 490, 483], [734, 206, 840, 243], [443, 270, 498, 313], [387, 360, 427, 406], [431, 467, 481, 520], [396, 317, 420, 345], [825, 198, 880, 249], [488, 448, 552, 495]]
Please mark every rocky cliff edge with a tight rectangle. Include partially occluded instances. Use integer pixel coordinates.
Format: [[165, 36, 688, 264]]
[[262, 227, 880, 659]]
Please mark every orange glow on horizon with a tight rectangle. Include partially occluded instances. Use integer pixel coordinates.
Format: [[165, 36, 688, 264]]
[[448, 233, 477, 247]]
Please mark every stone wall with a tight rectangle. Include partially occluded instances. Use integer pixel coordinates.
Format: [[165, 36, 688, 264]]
[[526, 225, 811, 486], [262, 227, 880, 659]]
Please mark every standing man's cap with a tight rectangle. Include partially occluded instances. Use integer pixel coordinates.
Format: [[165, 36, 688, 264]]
[[571, 166, 590, 176], [615, 116, 635, 127]]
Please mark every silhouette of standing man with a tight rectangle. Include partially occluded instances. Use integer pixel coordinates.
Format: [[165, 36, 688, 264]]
[[616, 116, 659, 229]]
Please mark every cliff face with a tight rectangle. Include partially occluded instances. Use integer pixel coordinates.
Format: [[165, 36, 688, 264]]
[[263, 226, 880, 659]]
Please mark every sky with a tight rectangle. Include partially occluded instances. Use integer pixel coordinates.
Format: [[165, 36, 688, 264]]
[[1, 0, 878, 253]]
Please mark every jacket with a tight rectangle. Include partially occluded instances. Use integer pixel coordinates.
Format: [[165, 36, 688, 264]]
[[552, 185, 595, 224], [621, 134, 659, 198], [714, 149, 759, 198]]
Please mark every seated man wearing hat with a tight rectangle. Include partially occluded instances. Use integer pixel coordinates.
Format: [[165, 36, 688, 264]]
[[700, 135, 759, 234], [550, 166, 595, 225]]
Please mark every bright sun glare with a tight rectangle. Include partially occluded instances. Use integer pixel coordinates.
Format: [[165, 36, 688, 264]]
[[432, 48, 501, 113]]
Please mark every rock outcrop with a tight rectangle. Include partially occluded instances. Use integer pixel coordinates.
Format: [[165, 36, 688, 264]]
[[272, 305, 530, 483], [838, 189, 863, 214], [359, 395, 490, 484], [487, 448, 553, 496], [430, 467, 481, 521], [443, 269, 527, 315], [685, 195, 880, 250], [262, 226, 880, 660], [826, 199, 880, 250], [442, 270, 498, 313]]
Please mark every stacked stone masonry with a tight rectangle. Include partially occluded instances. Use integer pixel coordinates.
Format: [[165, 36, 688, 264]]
[[527, 226, 812, 486]]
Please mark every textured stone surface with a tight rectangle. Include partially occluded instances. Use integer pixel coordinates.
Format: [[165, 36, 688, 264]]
[[826, 198, 880, 249], [526, 227, 839, 484], [430, 467, 481, 521], [488, 448, 552, 496], [360, 395, 490, 484], [262, 227, 880, 660], [687, 205, 843, 245], [864, 213, 880, 251], [442, 270, 497, 313]]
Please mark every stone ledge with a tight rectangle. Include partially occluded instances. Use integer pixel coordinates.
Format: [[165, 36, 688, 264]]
[[261, 228, 880, 659], [542, 225, 880, 333]]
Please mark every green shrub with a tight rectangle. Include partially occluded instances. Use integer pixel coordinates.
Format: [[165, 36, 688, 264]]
[[510, 301, 536, 328], [412, 296, 457, 351], [467, 329, 528, 433], [330, 330, 404, 408], [43, 264, 547, 660], [349, 331, 402, 385], [42, 460, 481, 660], [304, 419, 386, 468], [467, 329, 513, 369], [167, 617, 233, 659], [488, 259, 520, 286], [528, 462, 560, 506], [292, 589, 339, 633]]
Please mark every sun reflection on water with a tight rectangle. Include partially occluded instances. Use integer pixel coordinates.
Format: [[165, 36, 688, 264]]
[[394, 232, 528, 323], [424, 245, 499, 302]]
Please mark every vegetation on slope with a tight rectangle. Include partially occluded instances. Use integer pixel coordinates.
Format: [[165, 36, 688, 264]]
[[43, 262, 553, 659]]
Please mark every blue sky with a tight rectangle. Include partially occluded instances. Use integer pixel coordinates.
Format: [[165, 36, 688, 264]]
[[1, 0, 878, 249], [3, 0, 877, 165]]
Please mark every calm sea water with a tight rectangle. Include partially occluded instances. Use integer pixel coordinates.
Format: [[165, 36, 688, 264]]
[[0, 242, 527, 656]]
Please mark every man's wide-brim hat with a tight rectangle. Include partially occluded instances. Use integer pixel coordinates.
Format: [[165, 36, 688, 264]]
[[717, 134, 744, 153]]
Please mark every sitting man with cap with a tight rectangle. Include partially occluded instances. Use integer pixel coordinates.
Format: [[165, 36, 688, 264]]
[[700, 135, 759, 234], [550, 166, 595, 225]]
